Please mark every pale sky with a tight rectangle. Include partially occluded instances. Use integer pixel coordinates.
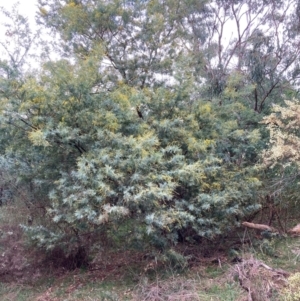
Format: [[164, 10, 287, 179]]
[[1, 0, 38, 25], [0, 0, 56, 70]]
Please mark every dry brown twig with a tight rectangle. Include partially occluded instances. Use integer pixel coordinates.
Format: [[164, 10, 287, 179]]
[[242, 222, 278, 233], [288, 224, 300, 235]]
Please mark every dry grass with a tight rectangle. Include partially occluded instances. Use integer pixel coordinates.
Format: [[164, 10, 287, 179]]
[[132, 277, 201, 301], [229, 255, 289, 301], [0, 201, 298, 301]]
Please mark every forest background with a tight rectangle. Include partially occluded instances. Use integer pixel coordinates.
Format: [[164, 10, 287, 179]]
[[1, 0, 300, 272]]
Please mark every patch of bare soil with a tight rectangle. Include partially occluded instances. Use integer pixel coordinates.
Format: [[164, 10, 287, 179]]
[[229, 256, 289, 301]]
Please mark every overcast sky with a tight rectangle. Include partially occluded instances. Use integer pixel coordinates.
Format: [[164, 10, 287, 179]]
[[0, 0, 56, 70], [1, 0, 38, 24], [0, 0, 39, 48]]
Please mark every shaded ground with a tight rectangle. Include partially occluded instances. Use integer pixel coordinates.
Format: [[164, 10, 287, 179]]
[[0, 212, 299, 300]]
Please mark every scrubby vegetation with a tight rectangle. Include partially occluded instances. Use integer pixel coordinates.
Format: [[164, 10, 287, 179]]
[[1, 0, 300, 299]]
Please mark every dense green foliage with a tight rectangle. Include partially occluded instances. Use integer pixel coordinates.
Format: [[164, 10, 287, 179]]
[[0, 0, 300, 256]]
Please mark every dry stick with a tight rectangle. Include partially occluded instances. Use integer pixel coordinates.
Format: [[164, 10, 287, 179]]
[[242, 221, 278, 232], [288, 224, 300, 235]]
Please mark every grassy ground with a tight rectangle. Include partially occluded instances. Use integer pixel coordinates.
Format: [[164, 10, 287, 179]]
[[0, 203, 300, 301], [0, 266, 245, 301]]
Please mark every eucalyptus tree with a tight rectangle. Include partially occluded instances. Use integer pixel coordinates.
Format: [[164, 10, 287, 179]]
[[199, 0, 300, 113], [37, 0, 210, 88], [37, 0, 300, 110]]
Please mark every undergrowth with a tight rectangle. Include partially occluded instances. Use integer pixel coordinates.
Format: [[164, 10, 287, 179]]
[[1, 202, 300, 300]]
